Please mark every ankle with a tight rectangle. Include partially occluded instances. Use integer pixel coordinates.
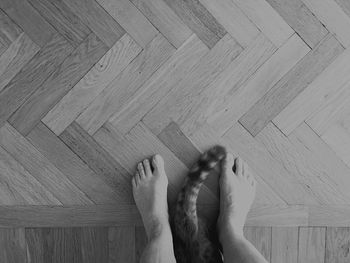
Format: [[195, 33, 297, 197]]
[[143, 215, 171, 241], [218, 221, 244, 243]]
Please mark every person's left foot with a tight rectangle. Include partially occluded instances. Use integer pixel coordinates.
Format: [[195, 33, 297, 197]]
[[132, 154, 170, 239]]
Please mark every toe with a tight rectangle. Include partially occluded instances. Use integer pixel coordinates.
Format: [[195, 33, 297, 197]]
[[135, 171, 141, 185], [222, 153, 235, 173], [138, 163, 146, 179], [143, 159, 152, 176], [235, 157, 243, 177], [152, 154, 165, 173]]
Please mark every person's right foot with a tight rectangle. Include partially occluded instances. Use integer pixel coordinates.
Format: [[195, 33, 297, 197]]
[[217, 154, 256, 238]]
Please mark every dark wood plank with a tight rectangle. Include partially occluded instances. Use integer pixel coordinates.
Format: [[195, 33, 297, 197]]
[[244, 227, 272, 262], [0, 8, 22, 47], [26, 228, 44, 263], [109, 227, 135, 263], [63, 0, 125, 48], [8, 33, 108, 136], [239, 34, 344, 136], [163, 0, 226, 48], [28, 0, 91, 47], [0, 228, 26, 262], [266, 0, 328, 48], [59, 122, 133, 204], [326, 227, 350, 263], [0, 33, 73, 128], [135, 227, 148, 263], [27, 122, 123, 205], [81, 227, 108, 263], [0, 0, 57, 47]]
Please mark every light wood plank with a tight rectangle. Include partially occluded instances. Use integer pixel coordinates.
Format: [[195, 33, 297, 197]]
[[0, 33, 74, 127], [326, 227, 350, 263], [309, 206, 350, 226], [0, 0, 56, 47], [77, 34, 175, 135], [28, 122, 123, 205], [28, 0, 91, 47], [298, 227, 326, 263], [9, 33, 108, 136], [0, 145, 61, 205], [43, 34, 142, 135], [109, 34, 208, 135], [97, 0, 158, 48], [240, 34, 343, 136], [199, 0, 259, 47], [0, 8, 22, 47], [232, 0, 293, 47], [143, 34, 242, 135], [244, 227, 271, 261], [130, 0, 192, 48], [81, 227, 108, 263], [0, 228, 26, 262], [94, 122, 218, 206], [63, 0, 125, 48], [208, 34, 309, 135], [271, 227, 298, 263], [180, 33, 276, 136], [0, 33, 40, 93], [273, 45, 350, 135], [163, 0, 226, 48], [109, 227, 135, 263], [302, 0, 350, 47], [335, 0, 350, 18], [59, 122, 133, 204], [0, 123, 93, 205], [266, 0, 328, 48]]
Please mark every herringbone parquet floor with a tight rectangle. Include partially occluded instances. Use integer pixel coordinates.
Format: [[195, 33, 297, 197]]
[[1, 0, 350, 262]]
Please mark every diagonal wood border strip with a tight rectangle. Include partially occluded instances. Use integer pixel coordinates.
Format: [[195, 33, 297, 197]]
[[1, 204, 350, 227]]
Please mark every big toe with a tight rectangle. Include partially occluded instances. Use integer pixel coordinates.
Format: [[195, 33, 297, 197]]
[[222, 153, 235, 173], [152, 154, 165, 173]]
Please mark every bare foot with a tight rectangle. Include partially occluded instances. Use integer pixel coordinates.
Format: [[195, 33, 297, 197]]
[[132, 154, 170, 240], [217, 154, 256, 238]]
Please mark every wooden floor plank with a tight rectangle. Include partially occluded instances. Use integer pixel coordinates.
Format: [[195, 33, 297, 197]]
[[63, 0, 125, 48], [163, 0, 226, 48], [76, 34, 175, 135], [143, 34, 242, 135], [27, 122, 123, 205], [271, 227, 298, 263], [240, 34, 343, 136], [43, 34, 141, 136], [0, 0, 57, 47], [244, 227, 272, 262], [298, 227, 326, 263], [273, 45, 350, 135], [302, 0, 350, 47], [326, 227, 350, 263], [108, 227, 135, 263], [0, 123, 93, 205], [0, 33, 73, 128], [0, 33, 40, 93], [28, 0, 91, 47], [266, 0, 328, 48], [109, 34, 208, 135], [135, 227, 147, 263], [97, 0, 158, 48], [81, 227, 108, 263], [0, 8, 22, 47], [130, 0, 192, 48], [9, 33, 108, 136], [207, 33, 310, 135], [0, 145, 60, 205], [0, 228, 26, 263], [199, 0, 258, 48], [232, 0, 293, 47], [59, 122, 133, 204], [26, 228, 44, 263]]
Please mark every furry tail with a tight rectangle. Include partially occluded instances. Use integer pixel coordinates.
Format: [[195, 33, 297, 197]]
[[173, 145, 226, 242]]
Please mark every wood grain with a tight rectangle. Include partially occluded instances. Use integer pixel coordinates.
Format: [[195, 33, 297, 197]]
[[298, 227, 326, 263], [81, 227, 108, 263], [76, 34, 175, 135], [108, 227, 135, 263], [240, 34, 343, 136], [0, 228, 26, 262], [9, 33, 108, 136], [244, 226, 272, 261], [0, 8, 22, 47], [43, 34, 142, 135], [271, 227, 298, 263], [326, 227, 350, 263]]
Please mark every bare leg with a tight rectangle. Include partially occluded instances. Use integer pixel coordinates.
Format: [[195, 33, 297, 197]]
[[217, 154, 268, 263], [132, 155, 176, 263]]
